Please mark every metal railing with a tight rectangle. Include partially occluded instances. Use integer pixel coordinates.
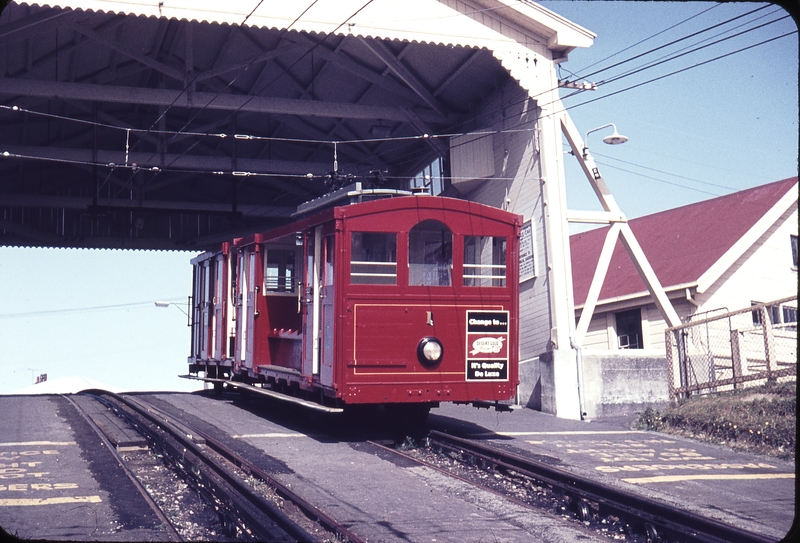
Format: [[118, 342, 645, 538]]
[[665, 296, 797, 402]]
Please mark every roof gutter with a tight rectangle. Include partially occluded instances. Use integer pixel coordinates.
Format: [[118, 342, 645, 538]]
[[574, 282, 699, 312]]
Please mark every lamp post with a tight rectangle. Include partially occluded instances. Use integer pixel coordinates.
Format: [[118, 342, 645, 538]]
[[582, 123, 628, 158], [155, 300, 191, 326]]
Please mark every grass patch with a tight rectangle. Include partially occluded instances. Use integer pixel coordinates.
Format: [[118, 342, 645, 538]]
[[635, 381, 796, 461]]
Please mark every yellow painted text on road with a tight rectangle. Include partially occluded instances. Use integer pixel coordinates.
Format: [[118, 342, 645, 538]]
[[623, 473, 795, 484], [233, 433, 307, 438], [0, 496, 101, 506], [0, 442, 75, 447], [597, 461, 778, 473]]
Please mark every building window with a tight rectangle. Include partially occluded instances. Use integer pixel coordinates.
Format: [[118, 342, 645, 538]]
[[752, 302, 783, 325], [782, 305, 798, 324], [615, 308, 643, 349], [791, 235, 798, 269], [410, 157, 444, 195]]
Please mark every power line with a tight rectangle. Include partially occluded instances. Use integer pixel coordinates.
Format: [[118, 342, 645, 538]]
[[0, 298, 185, 319], [1, 5, 794, 197], [567, 30, 796, 111], [567, 3, 723, 76], [592, 152, 737, 193], [592, 159, 723, 198], [2, 5, 785, 147], [570, 4, 773, 83], [593, 13, 791, 90]]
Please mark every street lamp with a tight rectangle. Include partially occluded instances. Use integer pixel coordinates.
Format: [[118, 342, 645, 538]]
[[155, 300, 190, 319], [583, 123, 628, 158]]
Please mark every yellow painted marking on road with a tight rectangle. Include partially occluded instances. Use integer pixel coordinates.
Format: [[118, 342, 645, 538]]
[[0, 496, 102, 506], [232, 433, 307, 439], [0, 442, 75, 447], [499, 430, 643, 436], [622, 473, 795, 484]]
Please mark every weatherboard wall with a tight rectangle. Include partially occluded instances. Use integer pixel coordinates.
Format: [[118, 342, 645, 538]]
[[699, 206, 798, 315], [451, 79, 551, 364]]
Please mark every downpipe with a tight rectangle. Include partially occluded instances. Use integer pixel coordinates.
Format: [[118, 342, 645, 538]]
[[570, 338, 588, 420]]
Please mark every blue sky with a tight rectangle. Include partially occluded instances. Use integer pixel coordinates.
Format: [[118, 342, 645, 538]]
[[0, 2, 797, 393], [539, 1, 798, 219]]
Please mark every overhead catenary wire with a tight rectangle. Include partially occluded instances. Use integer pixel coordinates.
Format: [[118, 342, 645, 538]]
[[4, 8, 793, 165], [0, 4, 795, 195], [1, 4, 786, 148]]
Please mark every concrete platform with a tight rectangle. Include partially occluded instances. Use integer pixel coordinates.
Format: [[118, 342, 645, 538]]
[[3, 392, 793, 542], [143, 392, 611, 543], [0, 395, 174, 541], [427, 403, 796, 542], [146, 391, 796, 543]]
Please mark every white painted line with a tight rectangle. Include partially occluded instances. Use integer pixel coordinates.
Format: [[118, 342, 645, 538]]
[[622, 473, 795, 484]]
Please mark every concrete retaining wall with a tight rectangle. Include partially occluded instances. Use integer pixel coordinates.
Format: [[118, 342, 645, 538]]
[[520, 350, 670, 419]]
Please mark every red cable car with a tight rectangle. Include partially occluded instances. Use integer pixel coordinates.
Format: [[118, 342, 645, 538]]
[[187, 186, 521, 417]]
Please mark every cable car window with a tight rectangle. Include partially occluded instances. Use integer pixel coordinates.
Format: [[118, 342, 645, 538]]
[[463, 236, 506, 287], [409, 220, 452, 286], [264, 249, 296, 294], [351, 232, 397, 285], [229, 251, 238, 304], [325, 235, 335, 286]]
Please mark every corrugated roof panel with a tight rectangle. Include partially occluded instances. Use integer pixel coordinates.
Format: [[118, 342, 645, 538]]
[[17, 0, 593, 52]]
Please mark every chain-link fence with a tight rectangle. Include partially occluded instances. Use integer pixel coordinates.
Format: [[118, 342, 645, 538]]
[[665, 296, 797, 402]]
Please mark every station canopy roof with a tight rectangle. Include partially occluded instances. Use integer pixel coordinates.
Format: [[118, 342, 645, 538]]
[[0, 0, 592, 250]]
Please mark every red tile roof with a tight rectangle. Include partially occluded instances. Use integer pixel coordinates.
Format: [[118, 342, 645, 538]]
[[570, 177, 798, 306]]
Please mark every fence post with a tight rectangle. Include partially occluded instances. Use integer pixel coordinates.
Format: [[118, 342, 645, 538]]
[[761, 307, 776, 382], [665, 329, 676, 403], [730, 329, 743, 390]]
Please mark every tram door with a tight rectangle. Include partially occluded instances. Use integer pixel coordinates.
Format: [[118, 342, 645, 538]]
[[212, 253, 226, 360], [200, 260, 212, 360], [236, 248, 257, 370], [320, 234, 335, 386], [244, 249, 257, 367], [303, 227, 335, 386], [234, 249, 254, 371]]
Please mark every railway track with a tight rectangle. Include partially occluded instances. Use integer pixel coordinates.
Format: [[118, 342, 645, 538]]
[[372, 431, 776, 543], [64, 394, 184, 542], [73, 391, 363, 543]]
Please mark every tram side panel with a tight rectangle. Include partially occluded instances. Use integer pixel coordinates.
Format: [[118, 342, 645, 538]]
[[187, 196, 520, 410]]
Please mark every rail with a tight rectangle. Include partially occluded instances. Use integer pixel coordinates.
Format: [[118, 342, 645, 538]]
[[84, 391, 334, 542], [62, 394, 183, 542], [424, 430, 774, 543]]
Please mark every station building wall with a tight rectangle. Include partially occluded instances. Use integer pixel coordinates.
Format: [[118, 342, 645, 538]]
[[449, 79, 552, 368]]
